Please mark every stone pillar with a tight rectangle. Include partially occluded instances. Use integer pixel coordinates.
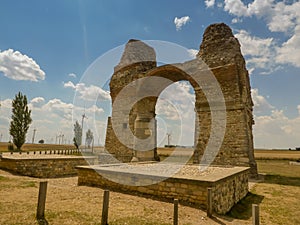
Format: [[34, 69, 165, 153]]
[[133, 113, 156, 161], [193, 106, 200, 164]]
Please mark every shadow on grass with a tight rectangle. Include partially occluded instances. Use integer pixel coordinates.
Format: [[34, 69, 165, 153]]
[[263, 174, 300, 187], [226, 192, 264, 220]]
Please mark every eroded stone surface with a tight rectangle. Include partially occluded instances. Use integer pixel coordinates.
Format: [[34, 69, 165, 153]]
[[105, 23, 257, 177]]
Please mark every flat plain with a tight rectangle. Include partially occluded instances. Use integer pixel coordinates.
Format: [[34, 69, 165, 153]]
[[0, 145, 300, 224]]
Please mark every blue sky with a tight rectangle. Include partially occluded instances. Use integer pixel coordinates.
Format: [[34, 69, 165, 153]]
[[0, 0, 300, 149]]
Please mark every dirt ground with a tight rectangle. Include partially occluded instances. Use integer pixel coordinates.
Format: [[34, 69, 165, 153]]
[[1, 148, 300, 224], [0, 169, 253, 225]]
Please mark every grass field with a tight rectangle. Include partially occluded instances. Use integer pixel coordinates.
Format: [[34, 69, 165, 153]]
[[255, 149, 300, 160], [0, 146, 300, 224], [0, 159, 299, 224], [229, 159, 300, 225], [158, 147, 300, 161], [0, 142, 75, 152]]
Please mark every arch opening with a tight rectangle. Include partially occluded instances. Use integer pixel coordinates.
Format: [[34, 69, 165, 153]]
[[155, 80, 196, 161]]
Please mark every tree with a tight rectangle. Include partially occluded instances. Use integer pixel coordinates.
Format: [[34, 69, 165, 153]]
[[86, 129, 93, 148], [73, 120, 82, 150], [9, 92, 32, 151]]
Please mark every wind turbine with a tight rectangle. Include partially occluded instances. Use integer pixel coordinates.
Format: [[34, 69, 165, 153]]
[[81, 108, 88, 146]]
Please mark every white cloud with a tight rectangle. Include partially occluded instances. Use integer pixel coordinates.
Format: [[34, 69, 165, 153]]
[[174, 16, 191, 31], [205, 0, 215, 8], [1, 93, 104, 144], [156, 81, 195, 119], [224, 0, 250, 17], [223, 0, 300, 32], [224, 0, 273, 18], [248, 88, 300, 149], [0, 49, 45, 81], [253, 109, 300, 149], [0, 98, 12, 108], [267, 1, 300, 33], [187, 49, 198, 59], [68, 73, 77, 78], [86, 104, 104, 115], [220, 0, 300, 68], [231, 18, 242, 24], [235, 30, 274, 57], [276, 25, 300, 67], [64, 81, 76, 89], [217, 2, 223, 8], [63, 81, 111, 101], [156, 81, 195, 146], [30, 97, 45, 108], [251, 88, 274, 114], [247, 0, 274, 18], [42, 98, 74, 120], [0, 96, 107, 144], [235, 29, 277, 73], [0, 99, 12, 130]]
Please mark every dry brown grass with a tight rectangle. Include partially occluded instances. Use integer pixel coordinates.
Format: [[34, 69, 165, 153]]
[[254, 149, 300, 160], [0, 169, 250, 225], [158, 147, 300, 159], [252, 160, 300, 225], [1, 160, 299, 225], [1, 148, 300, 224]]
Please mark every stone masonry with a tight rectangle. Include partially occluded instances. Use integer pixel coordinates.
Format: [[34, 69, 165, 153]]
[[0, 154, 96, 178], [77, 164, 249, 214], [105, 23, 257, 177]]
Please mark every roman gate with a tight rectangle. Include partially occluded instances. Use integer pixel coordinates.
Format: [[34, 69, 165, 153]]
[[105, 23, 257, 176]]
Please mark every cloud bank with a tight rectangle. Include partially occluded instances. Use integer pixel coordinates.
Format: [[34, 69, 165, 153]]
[[0, 49, 45, 81], [225, 0, 300, 69], [64, 81, 111, 101]]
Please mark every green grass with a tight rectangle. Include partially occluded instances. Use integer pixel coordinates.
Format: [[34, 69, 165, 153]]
[[20, 180, 37, 188], [257, 159, 300, 177], [0, 175, 8, 181], [264, 174, 300, 186]]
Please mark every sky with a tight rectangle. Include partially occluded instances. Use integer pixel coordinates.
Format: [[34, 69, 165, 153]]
[[0, 0, 300, 149]]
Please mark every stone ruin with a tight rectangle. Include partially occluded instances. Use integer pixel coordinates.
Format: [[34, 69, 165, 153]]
[[104, 23, 257, 177]]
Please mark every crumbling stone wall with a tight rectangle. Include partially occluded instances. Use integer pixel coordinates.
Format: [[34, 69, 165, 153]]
[[105, 40, 158, 162], [195, 23, 256, 176], [105, 23, 257, 176]]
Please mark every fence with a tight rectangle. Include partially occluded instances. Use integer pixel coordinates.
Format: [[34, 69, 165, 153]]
[[35, 184, 260, 225], [8, 149, 81, 155]]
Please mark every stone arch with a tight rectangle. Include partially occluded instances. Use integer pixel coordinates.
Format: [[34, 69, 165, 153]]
[[105, 23, 257, 177], [132, 64, 199, 161]]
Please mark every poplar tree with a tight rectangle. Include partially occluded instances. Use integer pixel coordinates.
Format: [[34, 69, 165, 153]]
[[86, 129, 93, 148], [73, 120, 82, 150], [9, 92, 32, 151]]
